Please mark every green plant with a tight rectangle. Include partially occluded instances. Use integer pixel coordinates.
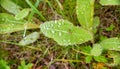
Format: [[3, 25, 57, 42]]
[[0, 59, 10, 69], [40, 0, 120, 67], [18, 60, 33, 69], [0, 0, 120, 68], [0, 59, 33, 69]]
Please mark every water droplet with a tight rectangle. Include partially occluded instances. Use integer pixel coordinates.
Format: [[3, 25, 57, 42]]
[[43, 26, 46, 29], [118, 46, 120, 48], [51, 24, 53, 27], [63, 40, 65, 41], [58, 23, 62, 26], [46, 27, 49, 30], [55, 20, 57, 24], [2, 18, 5, 21], [58, 25, 61, 28], [11, 24, 14, 26], [81, 12, 84, 14], [59, 32, 62, 36], [51, 30, 55, 34], [68, 40, 70, 42], [112, 47, 115, 50], [61, 20, 64, 24], [90, 27, 92, 30]]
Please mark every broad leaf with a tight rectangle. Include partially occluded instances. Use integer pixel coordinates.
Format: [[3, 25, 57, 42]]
[[19, 32, 39, 46], [100, 0, 120, 5], [15, 8, 31, 20], [40, 19, 93, 46], [100, 37, 120, 51], [0, 13, 39, 34], [0, 0, 21, 14], [91, 44, 103, 56], [76, 0, 94, 30]]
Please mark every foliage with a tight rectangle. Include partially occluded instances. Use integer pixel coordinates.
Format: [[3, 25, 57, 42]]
[[0, 13, 39, 34], [100, 0, 120, 5], [15, 8, 31, 20], [0, 59, 10, 69], [93, 56, 108, 63], [0, 0, 21, 14], [100, 37, 120, 51], [0, 0, 120, 68], [106, 24, 115, 31], [93, 16, 100, 33], [40, 19, 93, 46], [91, 44, 102, 56], [85, 56, 92, 63], [18, 60, 33, 69], [19, 32, 39, 46], [76, 0, 94, 30], [0, 60, 33, 69], [107, 51, 120, 66]]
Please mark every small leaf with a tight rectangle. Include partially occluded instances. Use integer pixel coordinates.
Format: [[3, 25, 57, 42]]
[[0, 0, 21, 14], [91, 44, 103, 56], [93, 17, 100, 33], [18, 60, 33, 69], [85, 56, 92, 63], [40, 19, 93, 46], [76, 0, 94, 30], [82, 46, 92, 54], [106, 24, 115, 31], [0, 59, 10, 69], [94, 56, 108, 63], [100, 35, 108, 41], [0, 13, 39, 34], [100, 37, 120, 51], [100, 0, 120, 5], [15, 8, 31, 20], [19, 32, 39, 46]]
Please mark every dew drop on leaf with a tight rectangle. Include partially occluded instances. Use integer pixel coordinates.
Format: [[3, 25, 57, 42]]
[[51, 30, 55, 34], [46, 27, 49, 30], [40, 19, 93, 46], [19, 32, 39, 46], [118, 46, 120, 48], [59, 32, 62, 36], [55, 20, 57, 24]]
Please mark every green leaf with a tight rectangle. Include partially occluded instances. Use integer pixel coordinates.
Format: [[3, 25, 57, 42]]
[[85, 56, 92, 63], [93, 16, 100, 33], [0, 59, 10, 69], [107, 51, 120, 66], [0, 13, 39, 34], [18, 60, 33, 69], [100, 0, 120, 5], [91, 44, 103, 56], [19, 32, 39, 46], [0, 0, 21, 14], [40, 19, 93, 46], [94, 56, 108, 63], [82, 46, 92, 54], [100, 37, 120, 51], [106, 24, 115, 31], [76, 0, 94, 30], [15, 8, 31, 20]]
